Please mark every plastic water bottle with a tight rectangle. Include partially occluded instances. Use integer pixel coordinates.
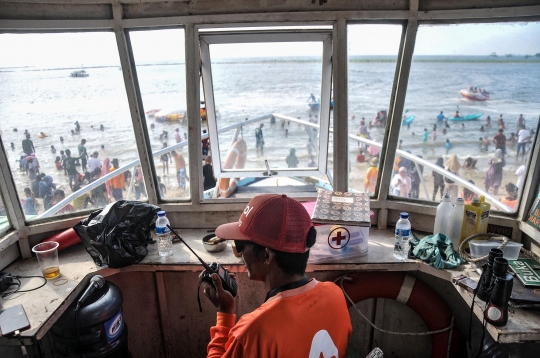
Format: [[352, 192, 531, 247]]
[[394, 212, 411, 260], [447, 198, 465, 250], [156, 211, 173, 257], [433, 194, 453, 237]]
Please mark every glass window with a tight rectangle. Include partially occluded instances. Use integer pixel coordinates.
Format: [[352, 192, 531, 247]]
[[0, 32, 145, 221], [389, 22, 540, 213], [129, 29, 189, 201], [347, 24, 403, 195], [200, 31, 333, 199], [0, 192, 9, 236]]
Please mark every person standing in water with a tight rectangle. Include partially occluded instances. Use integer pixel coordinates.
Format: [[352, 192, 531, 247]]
[[62, 149, 81, 191], [78, 139, 88, 172], [255, 123, 264, 156], [437, 111, 446, 123], [22, 133, 35, 156], [285, 148, 299, 168]]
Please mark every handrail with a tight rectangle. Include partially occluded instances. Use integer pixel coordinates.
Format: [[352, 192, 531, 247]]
[[38, 112, 511, 218]]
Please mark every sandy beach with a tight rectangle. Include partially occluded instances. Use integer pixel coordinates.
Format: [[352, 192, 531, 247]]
[[349, 145, 529, 210]]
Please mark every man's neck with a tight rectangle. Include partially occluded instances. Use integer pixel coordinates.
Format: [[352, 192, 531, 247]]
[[266, 273, 305, 292]]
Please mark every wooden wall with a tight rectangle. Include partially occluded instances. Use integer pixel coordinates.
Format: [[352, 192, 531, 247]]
[[100, 269, 473, 358]]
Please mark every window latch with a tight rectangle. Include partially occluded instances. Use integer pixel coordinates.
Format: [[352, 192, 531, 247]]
[[263, 160, 278, 177]]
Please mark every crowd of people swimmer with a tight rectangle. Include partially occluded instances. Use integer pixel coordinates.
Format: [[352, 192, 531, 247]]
[[8, 104, 536, 213], [357, 110, 535, 209], [12, 121, 152, 216]]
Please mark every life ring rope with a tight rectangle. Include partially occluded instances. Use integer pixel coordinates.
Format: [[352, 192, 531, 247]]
[[336, 275, 455, 358]]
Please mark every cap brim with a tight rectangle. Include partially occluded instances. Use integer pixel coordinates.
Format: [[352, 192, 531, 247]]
[[215, 222, 251, 242]]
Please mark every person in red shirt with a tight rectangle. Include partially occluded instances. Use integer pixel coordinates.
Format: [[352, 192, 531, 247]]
[[201, 194, 352, 358], [493, 128, 506, 154]]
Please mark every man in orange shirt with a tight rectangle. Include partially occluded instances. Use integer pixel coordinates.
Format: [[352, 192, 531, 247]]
[[201, 194, 352, 358], [109, 158, 125, 201]]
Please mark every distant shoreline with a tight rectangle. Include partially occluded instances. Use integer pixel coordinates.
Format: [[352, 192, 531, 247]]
[[2, 55, 540, 72]]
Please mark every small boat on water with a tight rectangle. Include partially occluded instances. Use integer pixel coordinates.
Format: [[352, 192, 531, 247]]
[[448, 113, 483, 121], [401, 115, 415, 126], [145, 109, 161, 117], [154, 109, 186, 122], [307, 94, 333, 110], [70, 70, 89, 78], [460, 89, 490, 101], [308, 94, 320, 110]]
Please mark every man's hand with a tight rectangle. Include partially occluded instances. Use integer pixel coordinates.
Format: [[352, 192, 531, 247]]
[[200, 272, 236, 314]]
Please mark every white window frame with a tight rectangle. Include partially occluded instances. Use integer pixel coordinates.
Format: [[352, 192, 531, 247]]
[[200, 30, 333, 179]]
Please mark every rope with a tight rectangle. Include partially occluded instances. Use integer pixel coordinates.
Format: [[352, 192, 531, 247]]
[[458, 233, 509, 263], [458, 232, 540, 264], [337, 276, 455, 358]]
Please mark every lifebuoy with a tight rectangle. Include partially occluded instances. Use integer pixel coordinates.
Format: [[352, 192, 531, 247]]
[[341, 272, 460, 358], [219, 139, 247, 198]]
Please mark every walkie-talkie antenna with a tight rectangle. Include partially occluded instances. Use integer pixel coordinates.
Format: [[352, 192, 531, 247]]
[[166, 225, 213, 272]]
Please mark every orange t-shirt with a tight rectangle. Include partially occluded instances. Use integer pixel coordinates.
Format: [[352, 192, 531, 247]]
[[364, 166, 379, 193], [207, 279, 352, 358], [109, 167, 125, 189], [501, 197, 517, 209]]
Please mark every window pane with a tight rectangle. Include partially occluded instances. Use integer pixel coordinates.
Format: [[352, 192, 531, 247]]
[[204, 39, 332, 199], [347, 25, 402, 195], [129, 29, 189, 201], [0, 32, 145, 220], [0, 191, 9, 236], [390, 22, 540, 212]]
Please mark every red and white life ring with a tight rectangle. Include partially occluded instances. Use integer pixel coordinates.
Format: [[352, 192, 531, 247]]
[[341, 272, 460, 358], [219, 139, 247, 198]]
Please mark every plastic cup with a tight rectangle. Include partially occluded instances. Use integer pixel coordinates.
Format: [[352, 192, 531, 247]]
[[32, 242, 60, 279]]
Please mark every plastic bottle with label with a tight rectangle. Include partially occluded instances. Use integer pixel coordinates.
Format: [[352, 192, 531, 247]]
[[461, 197, 491, 244], [156, 211, 173, 257], [433, 194, 453, 237], [393, 212, 411, 260], [447, 198, 465, 249]]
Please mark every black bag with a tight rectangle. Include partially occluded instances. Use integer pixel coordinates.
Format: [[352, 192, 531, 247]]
[[73, 201, 160, 268]]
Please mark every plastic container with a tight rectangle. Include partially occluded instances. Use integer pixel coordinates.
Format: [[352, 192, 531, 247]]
[[433, 194, 453, 236], [447, 198, 465, 249], [156, 211, 172, 257], [394, 212, 411, 260], [469, 240, 523, 260], [461, 197, 491, 243]]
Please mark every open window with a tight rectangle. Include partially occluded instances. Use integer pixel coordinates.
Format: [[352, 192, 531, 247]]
[[0, 32, 143, 221], [199, 29, 333, 199], [389, 22, 540, 213], [129, 28, 189, 201], [0, 192, 9, 237], [347, 24, 403, 196]]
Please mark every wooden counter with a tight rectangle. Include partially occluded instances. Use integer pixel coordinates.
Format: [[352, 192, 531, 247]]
[[1, 228, 539, 348]]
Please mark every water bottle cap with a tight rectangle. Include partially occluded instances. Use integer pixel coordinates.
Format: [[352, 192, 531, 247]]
[[472, 198, 480, 205], [456, 198, 464, 204], [157, 211, 166, 217], [400, 212, 409, 219], [442, 194, 450, 201]]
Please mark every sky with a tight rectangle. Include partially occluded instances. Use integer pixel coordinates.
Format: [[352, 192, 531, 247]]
[[0, 22, 539, 68]]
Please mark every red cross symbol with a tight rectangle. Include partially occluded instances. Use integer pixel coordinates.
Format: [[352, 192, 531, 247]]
[[332, 231, 346, 246], [328, 227, 350, 249]]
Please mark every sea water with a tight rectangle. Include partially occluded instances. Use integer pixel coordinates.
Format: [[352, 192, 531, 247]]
[[1, 59, 539, 195]]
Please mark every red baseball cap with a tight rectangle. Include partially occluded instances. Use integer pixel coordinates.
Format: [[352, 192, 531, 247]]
[[215, 194, 313, 253]]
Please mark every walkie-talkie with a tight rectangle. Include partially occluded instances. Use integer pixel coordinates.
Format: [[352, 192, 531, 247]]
[[166, 225, 237, 312]]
